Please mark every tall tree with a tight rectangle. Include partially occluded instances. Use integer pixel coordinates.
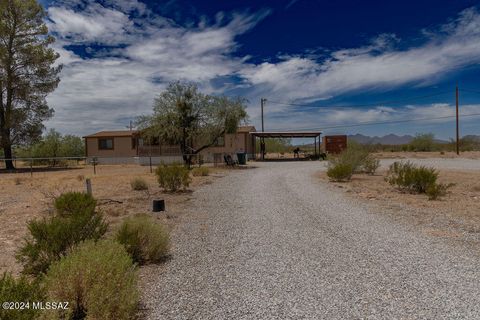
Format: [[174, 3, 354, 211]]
[[138, 82, 248, 166], [0, 0, 61, 169]]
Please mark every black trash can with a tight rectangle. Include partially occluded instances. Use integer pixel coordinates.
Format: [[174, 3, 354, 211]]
[[152, 199, 165, 212], [236, 153, 247, 165]]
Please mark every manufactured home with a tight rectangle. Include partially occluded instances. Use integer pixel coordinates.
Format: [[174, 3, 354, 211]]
[[83, 126, 256, 164]]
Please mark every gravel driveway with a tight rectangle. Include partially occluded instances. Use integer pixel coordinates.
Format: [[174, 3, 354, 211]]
[[143, 162, 480, 319]]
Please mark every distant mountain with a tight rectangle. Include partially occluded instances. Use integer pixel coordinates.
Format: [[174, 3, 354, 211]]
[[348, 134, 414, 145]]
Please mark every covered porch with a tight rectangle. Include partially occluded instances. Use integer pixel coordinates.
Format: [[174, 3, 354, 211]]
[[249, 131, 322, 161]]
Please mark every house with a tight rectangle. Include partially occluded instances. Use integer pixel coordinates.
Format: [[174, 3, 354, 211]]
[[83, 126, 256, 164]]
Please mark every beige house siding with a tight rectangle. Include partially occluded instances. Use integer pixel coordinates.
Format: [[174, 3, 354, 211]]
[[85, 136, 137, 158]]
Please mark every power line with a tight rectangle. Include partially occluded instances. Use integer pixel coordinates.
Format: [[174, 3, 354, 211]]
[[459, 88, 480, 95], [267, 90, 452, 109], [268, 112, 480, 132]]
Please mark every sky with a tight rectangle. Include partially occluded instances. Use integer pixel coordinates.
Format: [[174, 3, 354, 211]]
[[39, 0, 480, 139]]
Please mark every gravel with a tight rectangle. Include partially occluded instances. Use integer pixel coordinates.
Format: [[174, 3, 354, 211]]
[[379, 158, 480, 171], [142, 161, 480, 319]]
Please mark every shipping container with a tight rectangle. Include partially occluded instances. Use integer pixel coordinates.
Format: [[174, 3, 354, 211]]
[[321, 135, 347, 154]]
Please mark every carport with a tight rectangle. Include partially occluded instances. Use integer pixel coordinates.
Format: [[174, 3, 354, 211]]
[[249, 131, 322, 160]]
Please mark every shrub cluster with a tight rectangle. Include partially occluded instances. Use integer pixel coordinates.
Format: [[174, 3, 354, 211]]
[[130, 177, 149, 191], [44, 240, 138, 320], [17, 192, 107, 276], [116, 214, 170, 265], [386, 161, 452, 200], [191, 166, 210, 177], [0, 273, 44, 320], [327, 142, 380, 181], [155, 163, 191, 191]]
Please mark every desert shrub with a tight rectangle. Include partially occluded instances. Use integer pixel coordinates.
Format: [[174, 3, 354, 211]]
[[115, 214, 170, 265], [191, 166, 210, 177], [362, 155, 380, 175], [327, 163, 353, 182], [54, 192, 96, 216], [386, 161, 438, 194], [409, 133, 436, 152], [328, 142, 370, 174], [426, 183, 454, 200], [17, 194, 107, 276], [155, 163, 191, 192], [0, 273, 44, 320], [130, 177, 149, 191], [44, 240, 138, 320]]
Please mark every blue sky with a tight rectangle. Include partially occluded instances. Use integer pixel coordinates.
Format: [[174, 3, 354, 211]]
[[41, 0, 480, 139]]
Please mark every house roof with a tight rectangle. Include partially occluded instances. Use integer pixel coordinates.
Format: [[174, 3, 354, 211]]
[[83, 130, 138, 138], [237, 125, 256, 133]]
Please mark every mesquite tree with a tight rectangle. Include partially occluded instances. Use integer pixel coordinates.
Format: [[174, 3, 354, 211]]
[[0, 0, 61, 169], [138, 82, 248, 166]]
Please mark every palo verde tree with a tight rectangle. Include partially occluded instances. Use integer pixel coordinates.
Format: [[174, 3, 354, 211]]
[[0, 0, 61, 169], [138, 82, 248, 166]]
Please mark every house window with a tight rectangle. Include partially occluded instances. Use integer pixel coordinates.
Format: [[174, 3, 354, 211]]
[[215, 136, 225, 147], [98, 138, 114, 150]]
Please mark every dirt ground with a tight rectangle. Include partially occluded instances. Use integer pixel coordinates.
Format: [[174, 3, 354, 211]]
[[0, 164, 229, 275], [373, 151, 480, 159], [319, 168, 480, 242]]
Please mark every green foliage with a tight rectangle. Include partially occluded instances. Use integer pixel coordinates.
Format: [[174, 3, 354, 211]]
[[15, 129, 84, 165], [17, 193, 107, 276], [130, 177, 149, 191], [386, 161, 451, 200], [327, 163, 353, 182], [44, 240, 138, 320], [362, 155, 380, 175], [426, 183, 454, 200], [191, 166, 210, 176], [137, 81, 248, 165], [256, 138, 293, 154], [0, 273, 44, 320], [0, 0, 61, 170], [115, 214, 170, 265], [54, 192, 96, 216], [409, 133, 436, 152], [328, 141, 370, 173], [155, 163, 191, 191]]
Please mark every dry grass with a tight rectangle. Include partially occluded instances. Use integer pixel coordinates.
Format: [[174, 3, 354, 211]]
[[373, 151, 480, 160], [319, 168, 480, 240], [0, 164, 227, 275]]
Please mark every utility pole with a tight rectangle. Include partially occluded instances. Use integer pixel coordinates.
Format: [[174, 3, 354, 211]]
[[456, 85, 459, 155], [260, 98, 266, 160]]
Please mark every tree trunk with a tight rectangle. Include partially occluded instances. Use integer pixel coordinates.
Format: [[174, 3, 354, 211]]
[[3, 145, 14, 170]]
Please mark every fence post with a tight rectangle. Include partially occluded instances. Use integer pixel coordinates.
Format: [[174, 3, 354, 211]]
[[30, 159, 33, 177], [85, 178, 92, 195], [149, 156, 152, 173]]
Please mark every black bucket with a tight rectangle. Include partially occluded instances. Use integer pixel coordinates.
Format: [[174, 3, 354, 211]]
[[152, 199, 165, 212]]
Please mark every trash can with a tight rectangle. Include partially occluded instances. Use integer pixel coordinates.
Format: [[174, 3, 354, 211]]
[[236, 153, 247, 165]]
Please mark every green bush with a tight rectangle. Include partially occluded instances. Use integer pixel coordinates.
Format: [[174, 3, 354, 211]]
[[362, 155, 380, 175], [116, 214, 170, 265], [328, 142, 370, 174], [426, 183, 454, 200], [191, 166, 210, 177], [17, 193, 107, 276], [386, 161, 438, 194], [327, 163, 353, 182], [155, 163, 191, 192], [130, 177, 149, 191], [409, 133, 436, 152], [54, 192, 97, 216], [44, 240, 138, 320], [0, 273, 44, 320]]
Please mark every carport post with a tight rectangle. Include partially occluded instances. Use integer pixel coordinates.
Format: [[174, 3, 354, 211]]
[[314, 137, 317, 156]]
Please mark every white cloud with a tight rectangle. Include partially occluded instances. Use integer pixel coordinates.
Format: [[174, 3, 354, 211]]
[[43, 1, 480, 137], [238, 8, 480, 103]]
